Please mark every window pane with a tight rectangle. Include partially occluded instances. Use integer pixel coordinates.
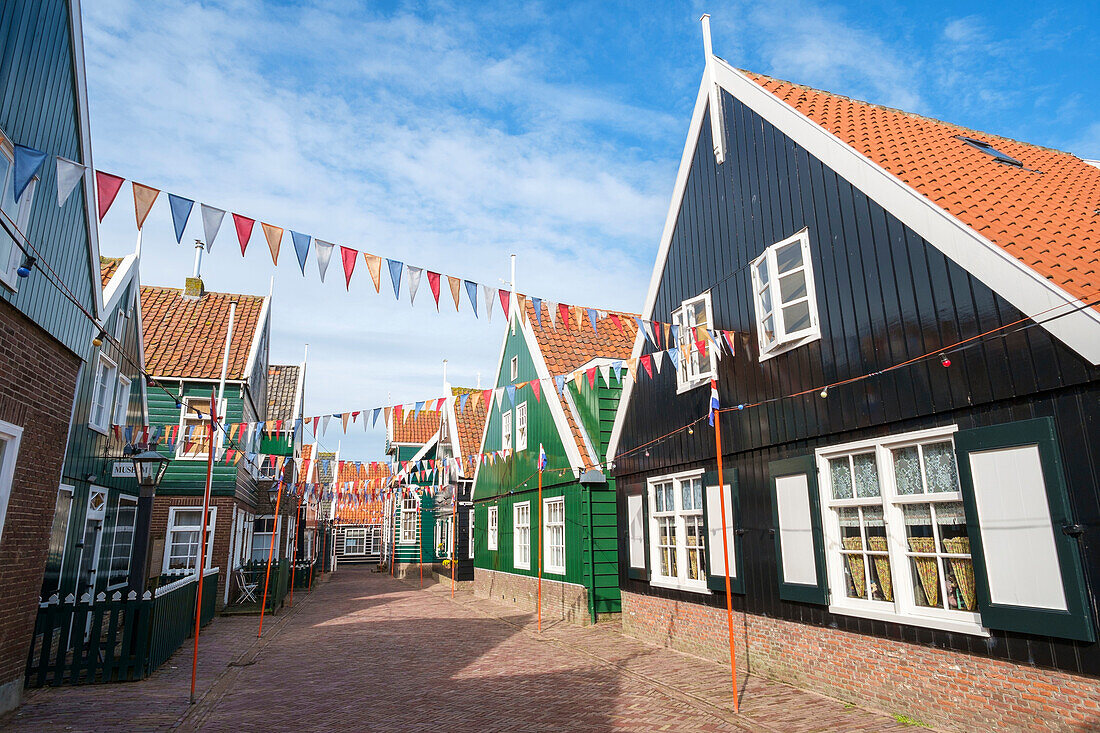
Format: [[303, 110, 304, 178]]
[[937, 503, 976, 611], [654, 485, 665, 512], [935, 502, 968, 553], [781, 301, 811, 333], [778, 270, 807, 303], [761, 315, 776, 345], [175, 510, 203, 527], [893, 446, 923, 495], [922, 442, 958, 492], [902, 504, 940, 608], [863, 507, 892, 601], [756, 260, 770, 287], [685, 516, 704, 580], [691, 301, 708, 329], [830, 457, 853, 499], [838, 507, 862, 549], [775, 241, 803, 274], [693, 480, 702, 511], [852, 453, 880, 497], [759, 285, 772, 314]]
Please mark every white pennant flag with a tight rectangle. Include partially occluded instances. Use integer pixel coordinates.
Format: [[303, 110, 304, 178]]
[[494, 387, 505, 406], [315, 240, 335, 282], [407, 266, 423, 304], [599, 364, 611, 386], [201, 204, 225, 251], [55, 156, 85, 207], [482, 284, 496, 323], [322, 414, 332, 435], [546, 300, 558, 329], [653, 351, 664, 373]]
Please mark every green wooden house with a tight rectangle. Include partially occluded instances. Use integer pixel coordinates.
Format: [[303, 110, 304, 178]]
[[472, 300, 637, 624], [383, 407, 441, 575]]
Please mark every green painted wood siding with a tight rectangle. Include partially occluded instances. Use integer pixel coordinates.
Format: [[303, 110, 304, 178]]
[[0, 0, 97, 355], [391, 495, 434, 563], [566, 376, 623, 462]]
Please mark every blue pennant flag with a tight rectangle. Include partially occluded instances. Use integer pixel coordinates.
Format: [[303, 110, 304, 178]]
[[460, 393, 469, 412], [612, 360, 623, 383], [372, 408, 380, 427], [669, 324, 679, 345], [291, 231, 311, 275], [387, 259, 403, 299], [13, 145, 46, 203], [586, 308, 598, 334], [668, 348, 680, 372], [414, 400, 424, 418], [464, 280, 478, 317], [167, 194, 194, 243], [531, 297, 542, 328], [506, 384, 516, 405], [554, 375, 565, 395]]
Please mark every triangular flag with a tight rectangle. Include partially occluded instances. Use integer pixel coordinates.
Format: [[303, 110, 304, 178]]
[[599, 364, 611, 385], [132, 182, 160, 230], [322, 415, 332, 435], [426, 271, 441, 310], [201, 204, 225, 250], [558, 303, 571, 330], [55, 156, 85, 207], [531, 297, 543, 328], [546, 301, 558, 329], [291, 231, 311, 275], [574, 305, 585, 332], [341, 413, 350, 433], [494, 387, 504, 407], [13, 145, 47, 203], [587, 367, 596, 389], [574, 371, 584, 391], [653, 351, 665, 373], [447, 276, 462, 311], [315, 240, 335, 282], [340, 246, 358, 289], [362, 253, 382, 293], [498, 290, 510, 319], [723, 330, 737, 356], [372, 408, 381, 427], [262, 223, 283, 265], [459, 393, 469, 412], [668, 347, 681, 372], [640, 354, 653, 378], [554, 375, 566, 396], [94, 171, 125, 221], [167, 194, 193, 243], [464, 280, 478, 317], [407, 266, 422, 304], [627, 358, 638, 381], [609, 312, 623, 335], [387, 259, 403, 299], [516, 293, 528, 325], [530, 379, 541, 402], [232, 213, 254, 255], [586, 308, 598, 335], [482, 389, 492, 411], [506, 385, 516, 405], [483, 284, 496, 322]]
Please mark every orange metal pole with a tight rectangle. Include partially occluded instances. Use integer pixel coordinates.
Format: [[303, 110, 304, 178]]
[[713, 406, 740, 713], [189, 390, 216, 704], [258, 473, 284, 637], [537, 465, 542, 633], [418, 497, 423, 588]]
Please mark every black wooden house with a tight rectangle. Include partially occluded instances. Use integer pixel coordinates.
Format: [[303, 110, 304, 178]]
[[608, 47, 1100, 731]]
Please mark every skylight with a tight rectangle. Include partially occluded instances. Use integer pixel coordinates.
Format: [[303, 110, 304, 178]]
[[957, 136, 1023, 167]]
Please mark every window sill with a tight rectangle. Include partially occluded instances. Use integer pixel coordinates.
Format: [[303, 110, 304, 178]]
[[88, 422, 109, 436], [758, 332, 821, 362], [649, 577, 712, 595], [828, 602, 988, 637], [514, 563, 531, 571], [545, 567, 566, 576], [675, 376, 712, 395]]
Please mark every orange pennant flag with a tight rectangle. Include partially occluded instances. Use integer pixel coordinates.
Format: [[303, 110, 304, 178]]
[[261, 223, 283, 265], [447, 276, 462, 311], [516, 293, 528, 325], [574, 305, 584, 332], [132, 182, 160, 230], [363, 253, 382, 293], [341, 413, 350, 433]]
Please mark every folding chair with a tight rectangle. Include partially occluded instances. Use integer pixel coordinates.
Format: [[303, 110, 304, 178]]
[[235, 567, 259, 604]]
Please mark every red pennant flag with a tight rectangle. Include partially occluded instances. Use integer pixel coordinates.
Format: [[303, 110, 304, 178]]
[[340, 246, 357, 289], [530, 379, 541, 402], [482, 389, 492, 411], [558, 303, 571, 330], [232, 213, 255, 255], [394, 404, 404, 424], [723, 330, 737, 356], [498, 289, 510, 317], [640, 354, 653, 378], [95, 171, 125, 221], [586, 367, 596, 389], [427, 271, 441, 310], [609, 312, 624, 335]]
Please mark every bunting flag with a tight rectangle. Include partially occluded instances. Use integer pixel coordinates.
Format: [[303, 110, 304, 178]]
[[506, 384, 516, 406], [95, 171, 125, 221], [13, 145, 46, 203], [132, 183, 160, 230], [262, 223, 283, 265], [373, 408, 381, 427], [232, 213, 254, 255], [586, 307, 598, 335], [291, 231, 311, 275], [483, 284, 496, 322], [546, 300, 557, 329], [459, 393, 469, 412], [55, 156, 85, 207], [340, 246, 358, 289], [201, 204, 225, 250], [426, 271, 441, 310], [498, 289, 510, 319], [407, 266, 422, 304], [341, 413, 350, 433], [315, 240, 335, 282], [668, 347, 680, 372], [362, 253, 382, 293], [709, 379, 720, 426], [167, 194, 194, 243], [599, 363, 611, 385], [481, 389, 492, 411], [447, 276, 462, 311], [723, 330, 737, 356], [587, 367, 597, 389], [554, 375, 565, 395], [653, 351, 665, 373], [464, 280, 478, 317], [558, 303, 571, 330], [516, 293, 527, 325], [530, 379, 541, 402], [532, 297, 543, 328], [387, 259, 403, 299]]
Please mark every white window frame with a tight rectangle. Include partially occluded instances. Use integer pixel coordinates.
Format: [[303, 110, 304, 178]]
[[89, 353, 118, 434], [543, 497, 565, 575], [0, 129, 37, 290], [106, 495, 138, 590], [175, 396, 226, 461], [163, 506, 217, 573], [344, 527, 367, 556], [113, 375, 131, 426], [468, 509, 475, 559], [0, 420, 24, 546], [487, 505, 498, 550], [750, 230, 821, 361], [646, 470, 710, 594], [513, 501, 530, 570], [672, 292, 717, 393], [816, 425, 987, 636], [250, 515, 282, 562], [113, 309, 125, 342], [501, 410, 512, 452], [510, 356, 518, 381], [399, 497, 418, 544], [515, 402, 528, 452]]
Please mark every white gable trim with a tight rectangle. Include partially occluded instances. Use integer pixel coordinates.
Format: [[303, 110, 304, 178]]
[[243, 294, 271, 382], [519, 317, 587, 473]]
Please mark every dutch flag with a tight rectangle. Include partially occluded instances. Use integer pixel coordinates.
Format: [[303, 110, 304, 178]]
[[538, 443, 548, 470], [709, 379, 720, 426]]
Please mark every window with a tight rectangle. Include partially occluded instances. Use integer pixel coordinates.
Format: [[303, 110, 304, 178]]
[[543, 498, 565, 574], [0, 130, 37, 288], [250, 515, 281, 562], [648, 473, 707, 592], [513, 502, 530, 570], [113, 375, 131, 426], [468, 509, 475, 559], [344, 527, 366, 556], [487, 506, 498, 550], [176, 397, 223, 459], [113, 309, 125, 341], [672, 293, 716, 392], [89, 354, 118, 433], [400, 497, 418, 544], [750, 230, 821, 360], [164, 506, 217, 573], [106, 496, 137, 589], [437, 516, 453, 558], [0, 420, 24, 547], [818, 427, 982, 634], [510, 356, 518, 381], [502, 410, 512, 452], [515, 402, 528, 452], [957, 136, 1022, 167]]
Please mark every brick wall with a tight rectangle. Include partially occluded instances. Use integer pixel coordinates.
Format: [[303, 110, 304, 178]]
[[474, 568, 590, 625], [621, 590, 1100, 732], [0, 301, 81, 713]]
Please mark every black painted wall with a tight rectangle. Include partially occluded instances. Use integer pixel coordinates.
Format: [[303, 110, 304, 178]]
[[614, 90, 1100, 677]]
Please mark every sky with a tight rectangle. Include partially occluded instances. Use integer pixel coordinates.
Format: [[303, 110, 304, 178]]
[[83, 0, 1100, 462]]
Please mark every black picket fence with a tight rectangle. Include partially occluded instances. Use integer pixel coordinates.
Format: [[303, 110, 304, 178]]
[[291, 556, 322, 590], [239, 559, 290, 611], [25, 568, 218, 688]]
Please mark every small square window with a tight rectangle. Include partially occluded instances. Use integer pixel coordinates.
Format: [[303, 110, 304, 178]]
[[502, 410, 512, 452], [750, 230, 821, 361], [510, 356, 518, 381], [515, 402, 528, 452]]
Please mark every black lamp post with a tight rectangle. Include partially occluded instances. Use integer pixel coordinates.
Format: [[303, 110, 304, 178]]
[[127, 449, 170, 595]]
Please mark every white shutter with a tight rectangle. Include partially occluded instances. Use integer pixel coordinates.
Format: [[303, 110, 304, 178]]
[[774, 474, 817, 586], [627, 494, 645, 569], [706, 484, 735, 576]]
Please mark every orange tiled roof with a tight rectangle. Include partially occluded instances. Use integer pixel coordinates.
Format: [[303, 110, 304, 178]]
[[100, 257, 122, 288], [335, 500, 385, 526], [451, 386, 488, 459], [300, 443, 313, 481], [392, 408, 441, 445], [336, 460, 392, 483], [743, 70, 1100, 306], [140, 286, 266, 379]]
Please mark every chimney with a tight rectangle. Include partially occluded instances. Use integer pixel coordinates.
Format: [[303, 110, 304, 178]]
[[183, 239, 205, 300]]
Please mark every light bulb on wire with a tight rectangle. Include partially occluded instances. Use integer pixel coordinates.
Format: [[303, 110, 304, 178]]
[[939, 353, 951, 368], [820, 386, 829, 399]]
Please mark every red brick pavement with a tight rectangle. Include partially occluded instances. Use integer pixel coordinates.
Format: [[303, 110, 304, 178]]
[[0, 568, 918, 732]]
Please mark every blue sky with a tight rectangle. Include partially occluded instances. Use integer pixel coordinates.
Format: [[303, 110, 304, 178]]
[[83, 0, 1099, 462]]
